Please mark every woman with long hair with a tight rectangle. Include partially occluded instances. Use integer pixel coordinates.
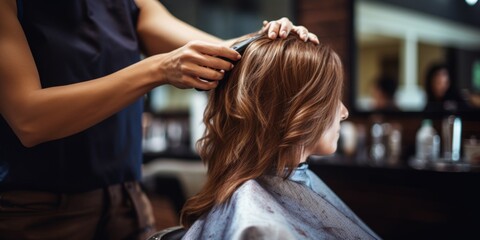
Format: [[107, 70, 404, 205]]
[[180, 33, 379, 239], [424, 63, 469, 112]]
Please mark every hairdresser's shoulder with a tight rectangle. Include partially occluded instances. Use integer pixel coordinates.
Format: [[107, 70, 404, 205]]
[[0, 1, 17, 20]]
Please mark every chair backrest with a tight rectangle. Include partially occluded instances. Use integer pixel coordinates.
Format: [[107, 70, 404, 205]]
[[147, 226, 187, 240]]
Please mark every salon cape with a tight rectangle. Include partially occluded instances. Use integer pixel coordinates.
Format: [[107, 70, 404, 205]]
[[183, 163, 381, 240]]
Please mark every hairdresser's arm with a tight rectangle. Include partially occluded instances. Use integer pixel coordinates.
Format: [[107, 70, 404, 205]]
[[0, 0, 232, 147], [135, 0, 319, 55], [134, 0, 319, 90], [135, 0, 224, 54], [132, 0, 317, 89]]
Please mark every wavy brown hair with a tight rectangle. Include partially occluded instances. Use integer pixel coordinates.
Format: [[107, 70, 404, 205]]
[[181, 33, 344, 227]]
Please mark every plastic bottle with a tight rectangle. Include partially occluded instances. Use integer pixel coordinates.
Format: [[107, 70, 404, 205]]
[[370, 122, 386, 166], [416, 119, 440, 163], [442, 115, 462, 162]]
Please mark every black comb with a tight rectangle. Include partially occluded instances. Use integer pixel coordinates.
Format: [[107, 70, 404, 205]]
[[195, 34, 262, 91], [228, 34, 262, 56]]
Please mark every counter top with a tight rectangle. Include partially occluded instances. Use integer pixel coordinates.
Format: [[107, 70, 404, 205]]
[[309, 157, 480, 240]]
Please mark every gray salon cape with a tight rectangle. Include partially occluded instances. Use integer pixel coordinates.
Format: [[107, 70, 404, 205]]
[[183, 163, 380, 240]]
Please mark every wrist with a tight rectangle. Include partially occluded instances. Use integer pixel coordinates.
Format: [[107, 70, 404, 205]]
[[145, 54, 168, 87]]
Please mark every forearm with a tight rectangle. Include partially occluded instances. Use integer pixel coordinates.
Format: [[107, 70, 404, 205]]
[[135, 0, 242, 55], [3, 58, 162, 147]]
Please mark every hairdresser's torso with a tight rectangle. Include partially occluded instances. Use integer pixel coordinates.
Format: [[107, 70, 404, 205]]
[[0, 0, 143, 192]]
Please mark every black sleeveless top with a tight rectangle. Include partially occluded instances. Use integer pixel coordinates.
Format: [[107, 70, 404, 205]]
[[0, 0, 143, 192]]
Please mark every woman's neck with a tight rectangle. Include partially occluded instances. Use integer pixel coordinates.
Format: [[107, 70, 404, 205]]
[[299, 151, 309, 164]]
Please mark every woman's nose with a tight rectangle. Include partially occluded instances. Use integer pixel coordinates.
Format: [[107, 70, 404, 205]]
[[340, 102, 349, 121]]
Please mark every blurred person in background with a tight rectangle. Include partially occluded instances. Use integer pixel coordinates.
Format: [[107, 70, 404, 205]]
[[424, 63, 469, 112]]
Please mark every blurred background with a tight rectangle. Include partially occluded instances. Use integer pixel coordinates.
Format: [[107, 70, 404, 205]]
[[141, 1, 480, 239]]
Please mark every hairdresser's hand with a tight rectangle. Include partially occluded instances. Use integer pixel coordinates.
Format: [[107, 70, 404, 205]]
[[260, 17, 319, 44], [157, 40, 241, 90]]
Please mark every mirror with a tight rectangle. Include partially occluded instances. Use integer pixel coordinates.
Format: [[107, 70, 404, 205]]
[[354, 0, 480, 113]]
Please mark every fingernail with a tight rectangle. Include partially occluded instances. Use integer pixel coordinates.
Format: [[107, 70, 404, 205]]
[[236, 54, 241, 60], [269, 32, 276, 38], [230, 64, 234, 69], [280, 31, 287, 37]]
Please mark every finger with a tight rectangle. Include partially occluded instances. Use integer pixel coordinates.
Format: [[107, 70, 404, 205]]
[[170, 76, 194, 90], [179, 73, 220, 90], [189, 41, 241, 63], [183, 62, 226, 82], [293, 26, 309, 42], [259, 20, 270, 33], [191, 53, 234, 72], [267, 21, 281, 39], [278, 17, 292, 38], [193, 77, 219, 91], [308, 32, 319, 44]]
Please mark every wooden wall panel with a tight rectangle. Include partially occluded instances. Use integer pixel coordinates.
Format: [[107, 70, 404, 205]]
[[296, 0, 353, 105]]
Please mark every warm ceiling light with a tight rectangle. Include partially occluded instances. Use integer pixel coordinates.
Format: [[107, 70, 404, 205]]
[[465, 0, 478, 6]]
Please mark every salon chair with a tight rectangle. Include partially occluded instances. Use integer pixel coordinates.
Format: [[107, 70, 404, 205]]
[[147, 226, 186, 240]]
